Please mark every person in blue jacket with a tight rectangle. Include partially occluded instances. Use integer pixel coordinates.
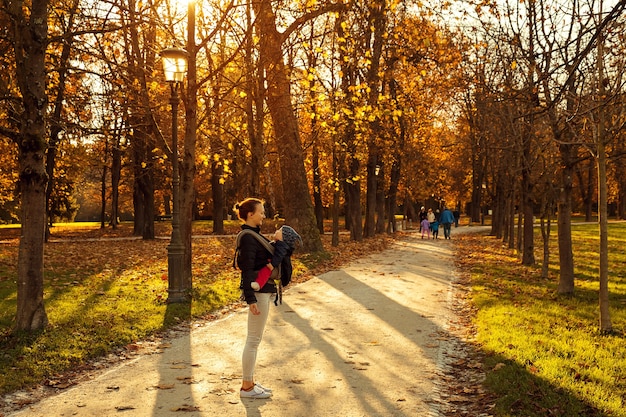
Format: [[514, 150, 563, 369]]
[[440, 207, 455, 239]]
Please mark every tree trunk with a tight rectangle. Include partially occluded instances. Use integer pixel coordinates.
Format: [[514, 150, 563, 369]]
[[470, 173, 483, 224], [387, 172, 399, 233], [386, 81, 403, 233], [557, 144, 575, 294], [540, 190, 553, 279], [364, 0, 386, 238], [617, 155, 626, 219], [253, 0, 323, 252], [522, 190, 535, 266], [100, 164, 107, 228], [540, 215, 551, 279], [585, 160, 595, 222], [508, 186, 516, 249], [211, 153, 225, 234], [127, 0, 156, 240], [10, 0, 50, 331], [244, 0, 263, 198], [312, 144, 325, 234], [365, 149, 378, 238], [346, 181, 363, 241], [331, 146, 340, 246], [131, 134, 155, 240], [521, 126, 535, 266], [597, 37, 612, 332], [110, 138, 122, 229], [598, 148, 612, 331], [375, 163, 386, 234]]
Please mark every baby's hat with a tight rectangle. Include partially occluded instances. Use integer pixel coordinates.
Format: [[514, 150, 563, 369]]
[[281, 225, 303, 249]]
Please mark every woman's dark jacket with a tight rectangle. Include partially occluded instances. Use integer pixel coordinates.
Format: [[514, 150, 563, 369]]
[[237, 224, 276, 304]]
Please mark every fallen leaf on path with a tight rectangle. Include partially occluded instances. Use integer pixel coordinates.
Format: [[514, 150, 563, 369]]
[[290, 378, 304, 384], [115, 405, 136, 411], [171, 404, 200, 412], [176, 376, 197, 384], [155, 384, 175, 390]]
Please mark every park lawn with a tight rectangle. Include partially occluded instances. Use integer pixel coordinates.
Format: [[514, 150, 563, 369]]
[[459, 222, 626, 417], [0, 222, 391, 396]]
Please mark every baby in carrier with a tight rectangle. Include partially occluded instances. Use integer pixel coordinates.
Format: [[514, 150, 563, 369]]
[[251, 225, 302, 291]]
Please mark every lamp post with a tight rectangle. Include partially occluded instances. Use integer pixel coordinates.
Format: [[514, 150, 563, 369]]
[[160, 47, 188, 303]]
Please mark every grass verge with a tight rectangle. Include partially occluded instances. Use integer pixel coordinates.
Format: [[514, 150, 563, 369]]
[[457, 223, 626, 417]]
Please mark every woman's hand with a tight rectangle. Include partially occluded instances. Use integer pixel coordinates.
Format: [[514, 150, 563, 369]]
[[249, 303, 260, 315]]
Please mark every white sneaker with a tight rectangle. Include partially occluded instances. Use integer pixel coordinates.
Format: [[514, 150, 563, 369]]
[[255, 382, 272, 393], [240, 385, 271, 399]]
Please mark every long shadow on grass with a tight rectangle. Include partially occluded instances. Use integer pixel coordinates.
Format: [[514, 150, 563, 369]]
[[461, 233, 618, 416], [484, 354, 608, 417]]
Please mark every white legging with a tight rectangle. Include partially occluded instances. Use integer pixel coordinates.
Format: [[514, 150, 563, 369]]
[[242, 292, 274, 381]]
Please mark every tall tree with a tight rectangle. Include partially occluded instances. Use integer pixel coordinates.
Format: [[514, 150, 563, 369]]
[[363, 0, 387, 238], [5, 0, 50, 330], [251, 0, 331, 252]]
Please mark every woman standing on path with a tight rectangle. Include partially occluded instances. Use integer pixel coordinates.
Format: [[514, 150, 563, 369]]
[[235, 198, 275, 399]]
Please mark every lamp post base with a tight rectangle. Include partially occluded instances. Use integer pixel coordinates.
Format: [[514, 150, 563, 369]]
[[167, 241, 187, 303]]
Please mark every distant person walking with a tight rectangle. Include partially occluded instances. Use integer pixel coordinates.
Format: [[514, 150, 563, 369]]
[[427, 208, 436, 224], [453, 208, 460, 227], [420, 217, 431, 239], [440, 207, 455, 240], [418, 206, 427, 232]]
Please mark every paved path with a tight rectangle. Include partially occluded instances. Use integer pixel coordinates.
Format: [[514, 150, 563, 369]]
[[6, 228, 484, 417]]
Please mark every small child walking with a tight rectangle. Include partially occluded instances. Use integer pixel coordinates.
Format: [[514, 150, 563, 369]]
[[430, 220, 439, 239], [420, 218, 431, 239], [251, 225, 302, 291]]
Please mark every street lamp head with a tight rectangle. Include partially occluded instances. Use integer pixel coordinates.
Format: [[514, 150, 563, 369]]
[[160, 47, 188, 83]]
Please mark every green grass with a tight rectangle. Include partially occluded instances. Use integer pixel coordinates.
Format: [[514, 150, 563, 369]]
[[461, 223, 626, 416]]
